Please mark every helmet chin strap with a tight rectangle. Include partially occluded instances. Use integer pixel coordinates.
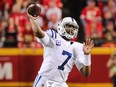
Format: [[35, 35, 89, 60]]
[[61, 36, 70, 41]]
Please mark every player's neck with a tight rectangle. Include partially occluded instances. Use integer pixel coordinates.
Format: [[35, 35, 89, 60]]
[[62, 36, 70, 41]]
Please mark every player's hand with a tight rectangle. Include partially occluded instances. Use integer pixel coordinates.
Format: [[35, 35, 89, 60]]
[[83, 39, 94, 55]]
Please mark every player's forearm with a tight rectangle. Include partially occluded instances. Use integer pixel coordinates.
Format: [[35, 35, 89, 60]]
[[29, 17, 45, 38], [80, 66, 91, 77], [80, 54, 91, 77]]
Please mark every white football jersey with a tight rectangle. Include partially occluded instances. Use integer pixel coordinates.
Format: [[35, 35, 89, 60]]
[[36, 29, 91, 83]]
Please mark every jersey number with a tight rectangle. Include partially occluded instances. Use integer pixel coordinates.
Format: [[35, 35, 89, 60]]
[[58, 50, 72, 70]]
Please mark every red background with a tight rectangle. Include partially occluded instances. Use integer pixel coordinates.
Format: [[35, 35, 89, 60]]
[[0, 53, 112, 83]]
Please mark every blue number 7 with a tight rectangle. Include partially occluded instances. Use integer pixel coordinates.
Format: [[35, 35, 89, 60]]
[[58, 50, 72, 70]]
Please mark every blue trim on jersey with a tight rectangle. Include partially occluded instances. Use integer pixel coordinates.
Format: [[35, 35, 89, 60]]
[[34, 75, 42, 87], [33, 75, 39, 87], [51, 29, 54, 38], [54, 30, 57, 38], [51, 29, 57, 39]]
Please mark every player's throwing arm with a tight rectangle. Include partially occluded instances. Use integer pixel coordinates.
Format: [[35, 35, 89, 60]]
[[27, 3, 45, 38]]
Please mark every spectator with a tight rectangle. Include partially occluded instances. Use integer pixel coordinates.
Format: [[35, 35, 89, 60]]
[[43, 0, 63, 9], [18, 21, 36, 48], [45, 0, 62, 31], [21, 0, 31, 14], [102, 0, 116, 28], [102, 21, 116, 47], [85, 15, 103, 46], [0, 19, 7, 47], [105, 21, 116, 39], [0, 1, 13, 20], [106, 51, 116, 87], [36, 0, 46, 17], [80, 0, 102, 30], [9, 4, 22, 26], [85, 16, 103, 40], [102, 31, 116, 47], [3, 17, 18, 47]]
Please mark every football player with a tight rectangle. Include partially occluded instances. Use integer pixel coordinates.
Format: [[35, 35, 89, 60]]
[[27, 7, 94, 87]]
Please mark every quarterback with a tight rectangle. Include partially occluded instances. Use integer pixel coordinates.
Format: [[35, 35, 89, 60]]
[[27, 4, 94, 87]]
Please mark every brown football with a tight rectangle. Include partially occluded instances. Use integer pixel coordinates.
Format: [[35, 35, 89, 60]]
[[27, 3, 41, 17]]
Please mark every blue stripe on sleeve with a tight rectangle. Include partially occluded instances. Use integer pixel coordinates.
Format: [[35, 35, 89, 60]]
[[33, 75, 39, 87], [53, 30, 57, 38], [34, 75, 42, 87], [51, 29, 54, 38], [51, 29, 57, 39]]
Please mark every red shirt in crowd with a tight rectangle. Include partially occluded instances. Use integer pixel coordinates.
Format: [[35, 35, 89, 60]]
[[80, 6, 102, 24]]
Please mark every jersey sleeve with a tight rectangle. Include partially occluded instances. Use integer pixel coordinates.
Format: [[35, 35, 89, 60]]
[[46, 29, 57, 39], [74, 43, 91, 70], [36, 29, 57, 46]]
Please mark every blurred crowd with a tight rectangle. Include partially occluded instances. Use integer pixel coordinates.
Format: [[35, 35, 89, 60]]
[[80, 0, 116, 47], [0, 0, 62, 48], [0, 0, 116, 48]]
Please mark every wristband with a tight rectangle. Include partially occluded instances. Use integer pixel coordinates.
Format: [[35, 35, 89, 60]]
[[83, 54, 91, 66]]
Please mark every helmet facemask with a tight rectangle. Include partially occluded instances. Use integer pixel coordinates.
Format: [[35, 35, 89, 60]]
[[57, 17, 79, 40], [63, 23, 78, 39]]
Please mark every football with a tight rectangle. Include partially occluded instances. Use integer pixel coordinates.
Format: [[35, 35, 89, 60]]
[[27, 3, 41, 17]]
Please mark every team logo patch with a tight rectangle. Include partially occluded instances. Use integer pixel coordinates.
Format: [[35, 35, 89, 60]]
[[56, 40, 61, 46]]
